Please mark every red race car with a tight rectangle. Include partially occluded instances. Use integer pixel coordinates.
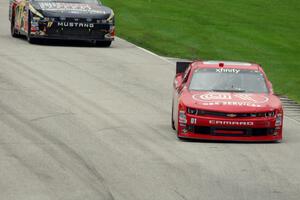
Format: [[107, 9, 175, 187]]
[[172, 61, 283, 142]]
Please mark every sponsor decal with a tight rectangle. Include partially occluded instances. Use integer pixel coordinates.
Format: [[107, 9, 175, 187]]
[[227, 114, 237, 118], [234, 94, 269, 104], [39, 2, 104, 14], [209, 120, 254, 126], [197, 93, 232, 101], [39, 2, 91, 11], [192, 93, 269, 107], [57, 22, 94, 28], [216, 68, 240, 74], [191, 118, 197, 124], [201, 101, 263, 107], [179, 111, 187, 124], [47, 21, 53, 28], [31, 22, 39, 27], [179, 123, 187, 127]]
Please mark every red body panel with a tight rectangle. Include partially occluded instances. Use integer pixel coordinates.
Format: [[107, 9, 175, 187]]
[[173, 61, 283, 142], [177, 111, 282, 141]]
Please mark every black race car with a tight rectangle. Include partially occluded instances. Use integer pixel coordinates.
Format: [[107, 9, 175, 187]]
[[9, 0, 115, 46]]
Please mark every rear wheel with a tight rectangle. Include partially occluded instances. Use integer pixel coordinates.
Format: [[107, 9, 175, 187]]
[[95, 41, 112, 47]]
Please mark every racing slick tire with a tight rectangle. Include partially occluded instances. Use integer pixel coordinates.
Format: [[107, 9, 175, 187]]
[[171, 101, 176, 130], [172, 102, 185, 140], [10, 15, 19, 38], [177, 131, 185, 141], [95, 41, 112, 47], [171, 117, 176, 130], [27, 11, 39, 44]]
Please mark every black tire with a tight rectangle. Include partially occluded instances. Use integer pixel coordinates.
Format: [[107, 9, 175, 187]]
[[171, 117, 176, 130], [95, 41, 112, 47], [177, 131, 185, 141], [171, 100, 176, 130], [10, 15, 19, 38], [27, 36, 38, 44], [27, 11, 39, 44]]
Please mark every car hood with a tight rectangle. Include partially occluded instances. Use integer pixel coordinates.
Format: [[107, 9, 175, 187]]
[[31, 2, 112, 19], [181, 91, 282, 113]]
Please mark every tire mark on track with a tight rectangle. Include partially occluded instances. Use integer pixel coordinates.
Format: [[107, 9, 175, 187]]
[[1, 50, 193, 199], [2, 55, 178, 157], [0, 100, 116, 200], [55, 57, 170, 114]]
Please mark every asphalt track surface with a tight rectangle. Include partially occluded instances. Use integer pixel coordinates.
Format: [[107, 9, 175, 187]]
[[1, 1, 300, 200]]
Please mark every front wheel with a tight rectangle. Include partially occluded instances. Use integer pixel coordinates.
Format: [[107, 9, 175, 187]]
[[27, 11, 39, 44], [171, 100, 176, 130], [10, 16, 19, 38], [27, 35, 39, 44], [177, 130, 185, 141]]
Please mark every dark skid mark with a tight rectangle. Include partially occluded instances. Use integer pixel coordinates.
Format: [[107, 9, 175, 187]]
[[0, 100, 116, 200]]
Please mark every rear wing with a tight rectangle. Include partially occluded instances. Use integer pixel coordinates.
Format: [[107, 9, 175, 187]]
[[176, 61, 192, 74]]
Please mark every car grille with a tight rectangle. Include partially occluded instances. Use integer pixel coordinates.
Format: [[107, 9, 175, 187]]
[[187, 125, 275, 137], [187, 108, 275, 118], [49, 27, 106, 36], [45, 18, 111, 38]]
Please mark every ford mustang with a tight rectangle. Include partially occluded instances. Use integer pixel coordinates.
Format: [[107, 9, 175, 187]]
[[172, 61, 283, 142], [9, 0, 115, 46]]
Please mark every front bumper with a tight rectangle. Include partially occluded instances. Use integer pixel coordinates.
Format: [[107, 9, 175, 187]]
[[29, 18, 115, 41], [178, 114, 283, 142]]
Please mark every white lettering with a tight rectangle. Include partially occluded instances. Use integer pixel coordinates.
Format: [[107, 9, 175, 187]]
[[57, 22, 94, 28], [209, 120, 254, 126], [216, 68, 240, 74]]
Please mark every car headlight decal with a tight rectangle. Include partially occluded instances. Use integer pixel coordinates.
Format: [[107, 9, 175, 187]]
[[275, 113, 283, 126], [29, 4, 44, 18], [107, 10, 114, 22], [187, 107, 198, 115]]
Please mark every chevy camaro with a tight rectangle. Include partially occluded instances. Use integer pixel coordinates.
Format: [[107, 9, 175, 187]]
[[172, 61, 283, 142], [9, 0, 115, 46]]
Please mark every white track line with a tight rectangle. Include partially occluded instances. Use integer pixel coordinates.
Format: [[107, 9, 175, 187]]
[[285, 116, 300, 125], [117, 37, 174, 64], [136, 46, 174, 64]]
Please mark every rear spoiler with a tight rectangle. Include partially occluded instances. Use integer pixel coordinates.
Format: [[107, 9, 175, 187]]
[[176, 61, 192, 74]]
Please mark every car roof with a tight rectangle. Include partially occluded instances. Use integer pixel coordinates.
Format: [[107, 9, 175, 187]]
[[191, 60, 261, 70]]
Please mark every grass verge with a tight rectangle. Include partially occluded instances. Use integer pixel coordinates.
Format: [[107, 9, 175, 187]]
[[103, 0, 300, 102]]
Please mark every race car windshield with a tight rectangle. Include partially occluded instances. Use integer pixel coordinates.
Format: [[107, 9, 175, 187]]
[[189, 68, 269, 93], [33, 0, 100, 3]]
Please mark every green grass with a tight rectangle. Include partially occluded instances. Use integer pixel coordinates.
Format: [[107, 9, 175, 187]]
[[102, 0, 300, 102]]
